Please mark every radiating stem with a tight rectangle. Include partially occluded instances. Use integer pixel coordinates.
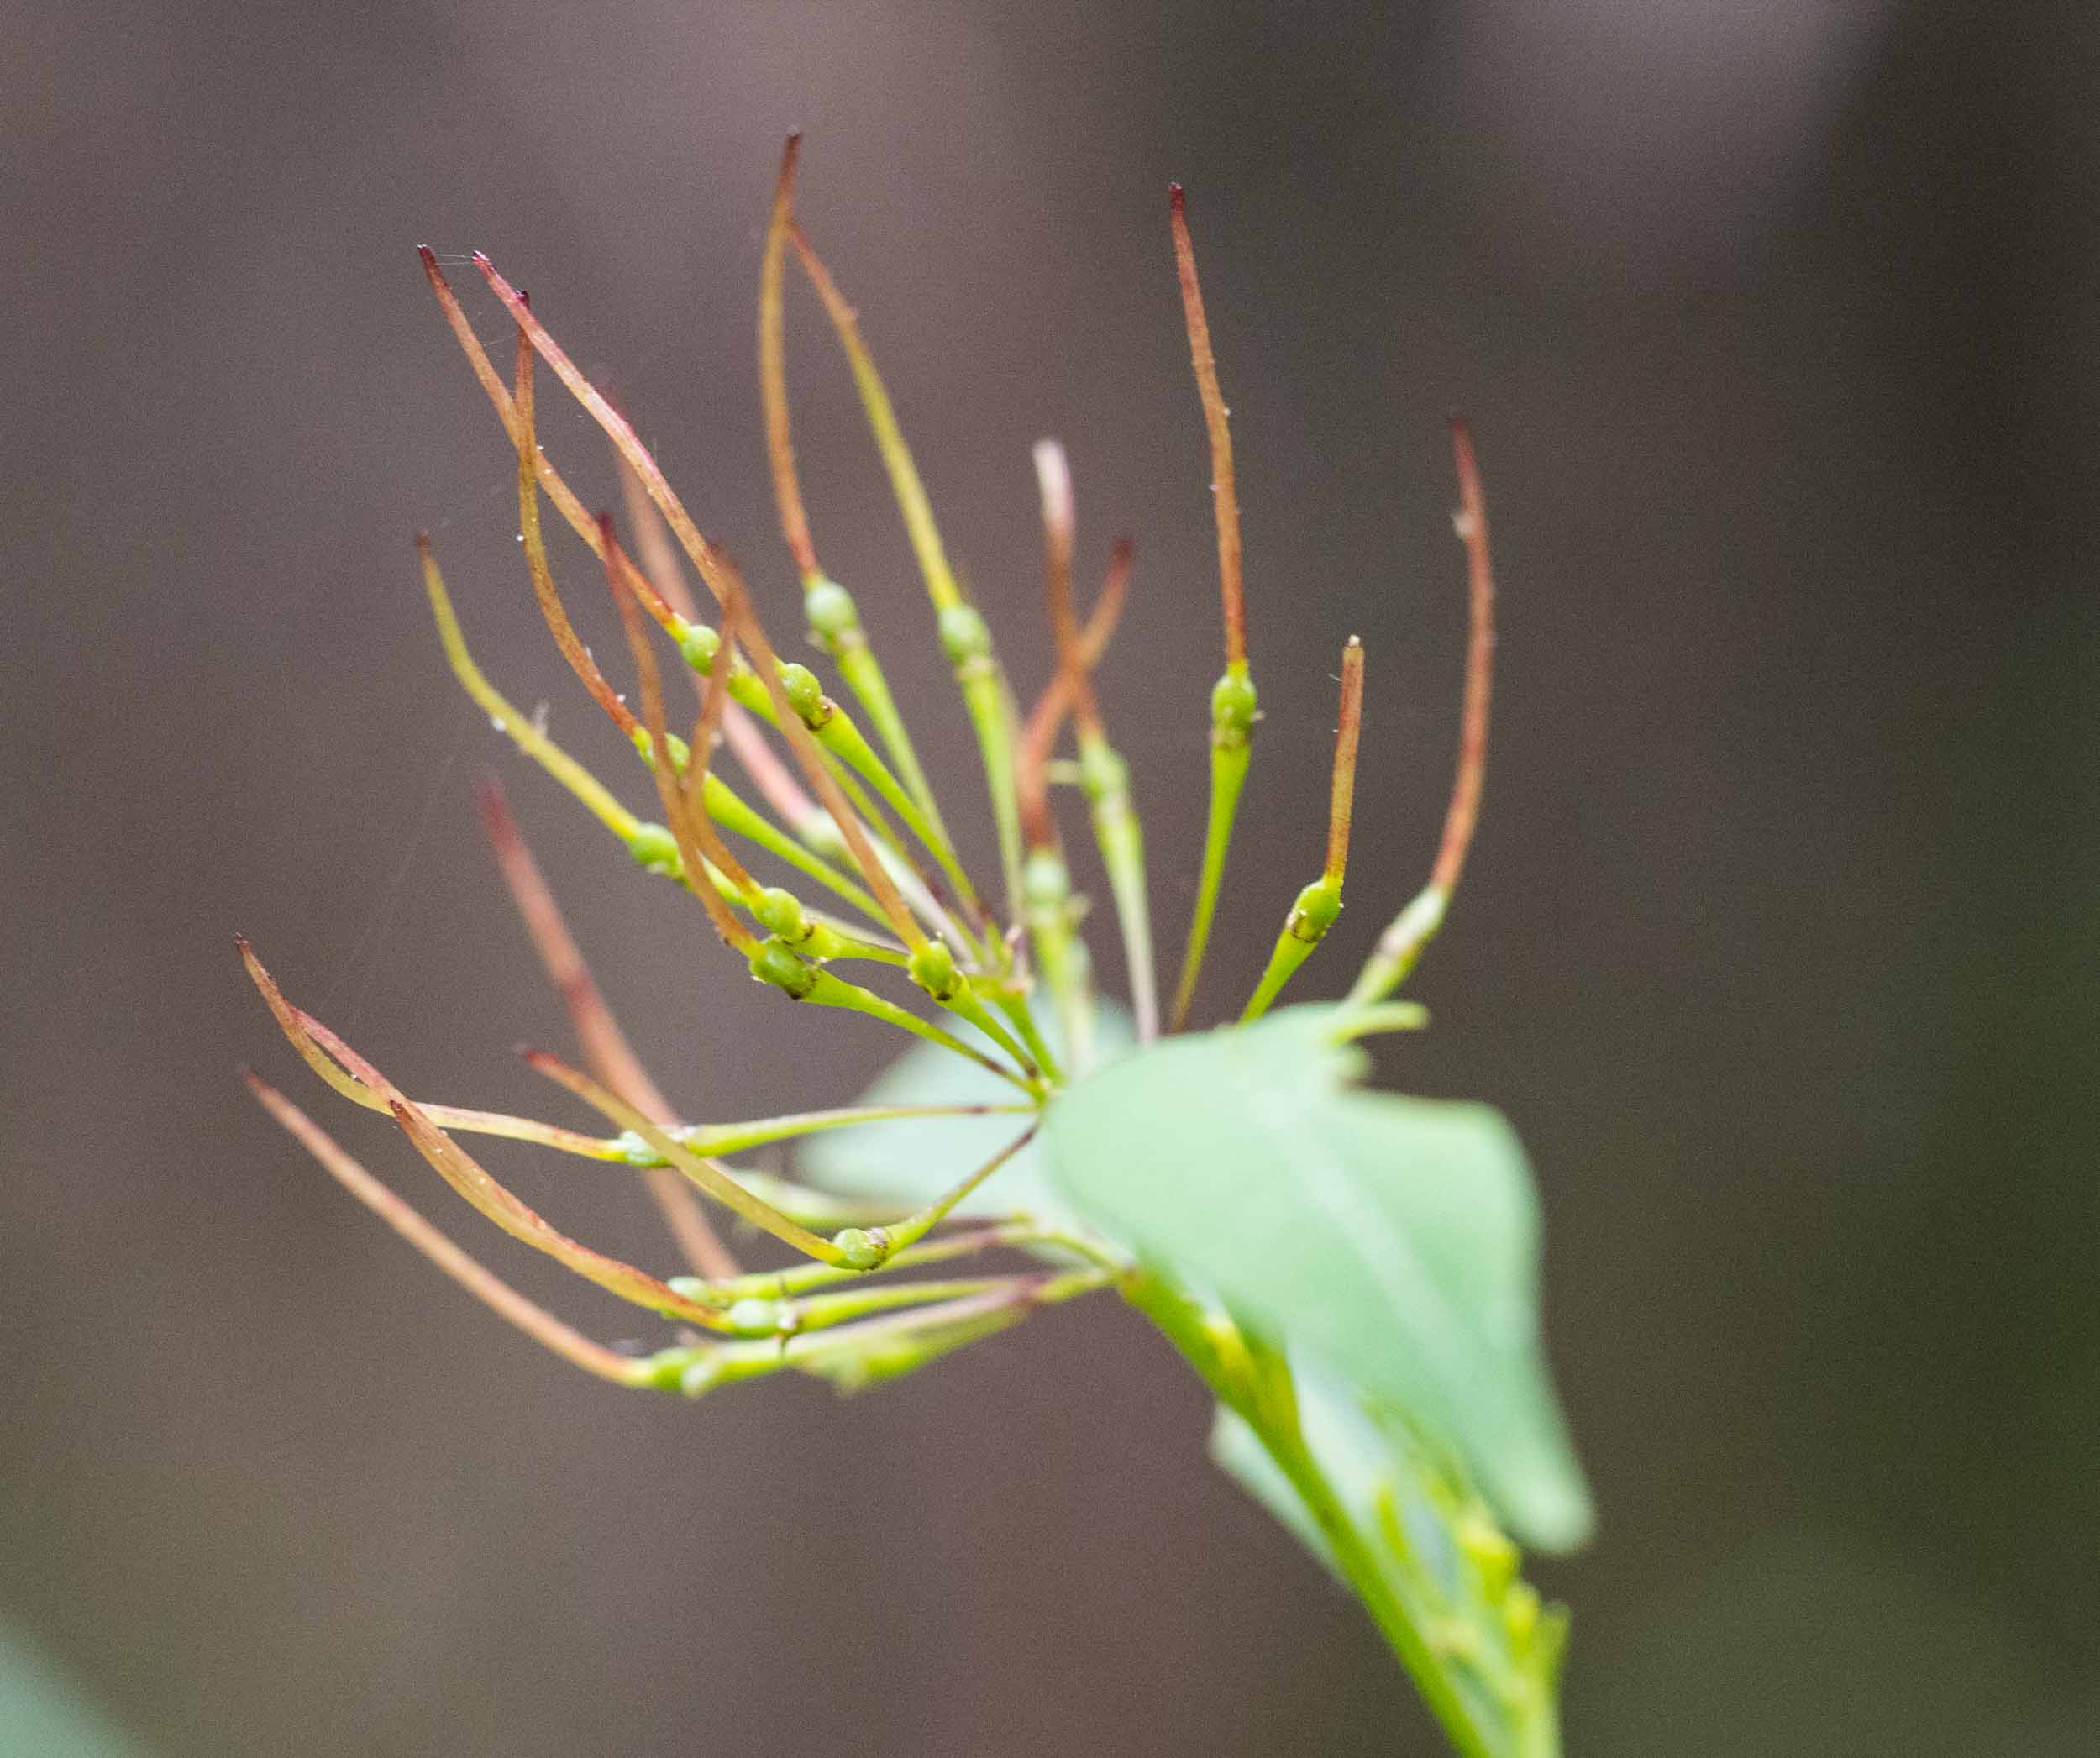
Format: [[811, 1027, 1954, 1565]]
[[759, 134, 948, 837], [786, 220, 1028, 924], [1033, 439, 1157, 1042], [247, 1073, 654, 1385]]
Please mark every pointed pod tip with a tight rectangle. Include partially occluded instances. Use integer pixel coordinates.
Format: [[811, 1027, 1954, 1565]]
[[1168, 181, 1186, 211]]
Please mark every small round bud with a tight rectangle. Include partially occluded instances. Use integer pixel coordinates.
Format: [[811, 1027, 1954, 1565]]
[[1286, 879, 1343, 942], [627, 822, 680, 875], [1457, 1510, 1520, 1598], [797, 919, 853, 963], [831, 1226, 892, 1270], [803, 577, 860, 646], [1500, 1580, 1541, 1650], [726, 1297, 782, 1336], [678, 1357, 725, 1398], [778, 663, 832, 728], [748, 936, 817, 999], [753, 885, 810, 941], [938, 603, 991, 665], [1078, 740, 1128, 804], [908, 937, 959, 1001], [1210, 669, 1259, 745], [679, 621, 721, 674], [1023, 848, 1070, 910]]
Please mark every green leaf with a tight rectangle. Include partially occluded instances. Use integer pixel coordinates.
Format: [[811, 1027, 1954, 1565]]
[[1045, 1002, 1592, 1551], [798, 1005, 1131, 1231], [0, 1619, 146, 1758]]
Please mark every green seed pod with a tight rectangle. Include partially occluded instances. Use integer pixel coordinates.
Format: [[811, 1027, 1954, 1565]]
[[1210, 668, 1259, 748], [937, 602, 991, 666], [831, 1226, 892, 1271], [678, 619, 721, 675], [908, 937, 960, 1001], [753, 885, 810, 942], [627, 821, 681, 875], [748, 935, 818, 999], [803, 577, 861, 647], [778, 663, 834, 728]]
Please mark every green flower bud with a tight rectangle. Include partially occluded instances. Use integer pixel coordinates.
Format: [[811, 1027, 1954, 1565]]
[[1078, 739, 1128, 804], [748, 936, 817, 999], [627, 822, 680, 875], [1456, 1509, 1520, 1599], [831, 1226, 892, 1270], [778, 663, 833, 728], [803, 577, 860, 646], [678, 1356, 725, 1398], [908, 937, 959, 1001], [796, 920, 853, 963], [753, 885, 808, 942], [1285, 879, 1343, 943], [1210, 668, 1259, 747], [726, 1297, 784, 1336], [631, 726, 691, 774], [1023, 848, 1070, 910], [679, 620, 721, 674], [938, 602, 991, 665]]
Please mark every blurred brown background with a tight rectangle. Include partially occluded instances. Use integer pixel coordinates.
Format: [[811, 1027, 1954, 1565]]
[[5, 1, 2097, 1752]]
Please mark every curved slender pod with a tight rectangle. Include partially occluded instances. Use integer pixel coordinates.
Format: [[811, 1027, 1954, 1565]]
[[1349, 420, 1496, 1007], [1165, 185, 1259, 1030]]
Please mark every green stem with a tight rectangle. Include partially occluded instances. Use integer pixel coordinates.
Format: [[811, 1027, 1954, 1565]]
[[1021, 847, 1096, 1077], [988, 987, 1062, 1087], [811, 695, 993, 947], [1168, 668, 1243, 1029], [1078, 731, 1157, 1042], [806, 577, 950, 841], [1240, 878, 1341, 1024], [1348, 884, 1450, 1008], [1168, 701, 1254, 1031], [1121, 1271, 1526, 1758]]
